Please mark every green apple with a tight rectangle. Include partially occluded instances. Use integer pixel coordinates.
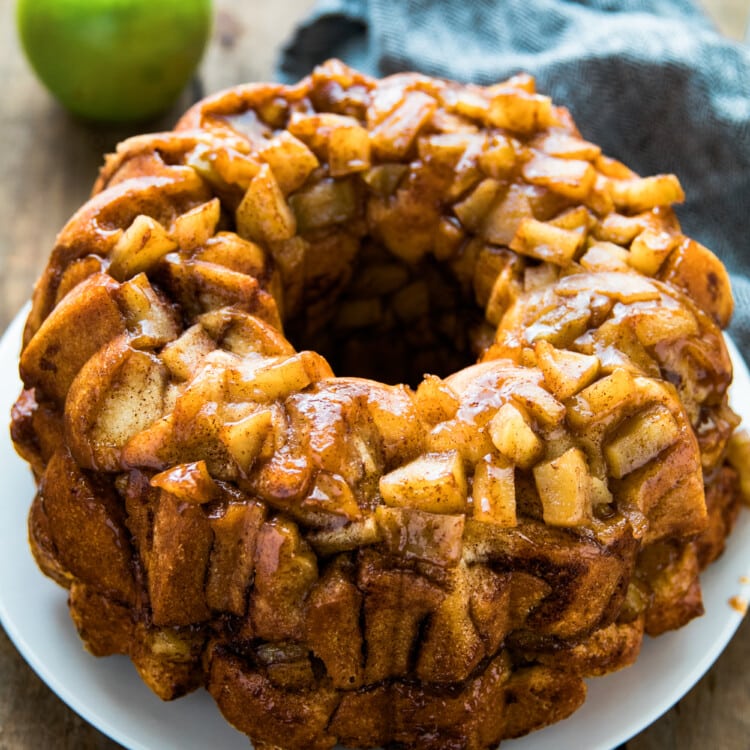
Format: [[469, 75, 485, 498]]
[[17, 0, 212, 123]]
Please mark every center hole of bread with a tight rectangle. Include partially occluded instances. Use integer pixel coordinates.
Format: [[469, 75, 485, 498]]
[[284, 246, 489, 387]]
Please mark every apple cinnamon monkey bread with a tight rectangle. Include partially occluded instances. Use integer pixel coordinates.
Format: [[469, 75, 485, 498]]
[[11, 60, 746, 749]]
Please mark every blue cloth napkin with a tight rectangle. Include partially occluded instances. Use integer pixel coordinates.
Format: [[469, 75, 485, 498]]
[[279, 0, 750, 357]]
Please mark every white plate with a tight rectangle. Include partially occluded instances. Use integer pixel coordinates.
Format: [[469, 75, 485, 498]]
[[0, 305, 748, 750]]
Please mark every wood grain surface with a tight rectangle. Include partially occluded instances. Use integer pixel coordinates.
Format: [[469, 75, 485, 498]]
[[0, 0, 748, 748]]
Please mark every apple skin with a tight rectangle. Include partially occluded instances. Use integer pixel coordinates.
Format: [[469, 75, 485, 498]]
[[17, 0, 212, 123]]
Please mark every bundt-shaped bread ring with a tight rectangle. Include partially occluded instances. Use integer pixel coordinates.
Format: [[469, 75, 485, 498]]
[[11, 60, 744, 750]]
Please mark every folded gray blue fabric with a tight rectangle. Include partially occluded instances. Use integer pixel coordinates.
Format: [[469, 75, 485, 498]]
[[278, 0, 750, 359]]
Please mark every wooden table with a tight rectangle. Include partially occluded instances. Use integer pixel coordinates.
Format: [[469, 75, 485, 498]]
[[0, 0, 748, 747]]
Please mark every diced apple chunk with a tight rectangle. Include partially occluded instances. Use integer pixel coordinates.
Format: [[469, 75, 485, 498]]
[[117, 274, 180, 348], [195, 232, 267, 277], [415, 374, 460, 425], [427, 414, 494, 465], [481, 184, 534, 245], [360, 163, 408, 196], [108, 215, 178, 281], [594, 212, 644, 245], [627, 229, 677, 276], [579, 242, 631, 272], [287, 111, 358, 156], [419, 132, 482, 169], [226, 351, 333, 402], [608, 174, 684, 213], [236, 163, 296, 243], [219, 408, 274, 474], [307, 515, 381, 556], [187, 142, 260, 190], [444, 86, 490, 121], [160, 325, 216, 380], [379, 450, 468, 514], [350, 262, 410, 297], [533, 447, 592, 527], [522, 153, 596, 201], [489, 402, 543, 469], [509, 218, 584, 266], [534, 340, 600, 400], [359, 381, 423, 465], [473, 245, 514, 306], [289, 178, 358, 233], [303, 472, 362, 521], [370, 90, 437, 159], [549, 205, 593, 231], [478, 134, 517, 177], [472, 454, 517, 526], [510, 379, 566, 427], [585, 178, 615, 215], [487, 90, 553, 134], [257, 131, 320, 194], [536, 131, 601, 161], [170, 199, 221, 253], [150, 460, 220, 503], [567, 368, 636, 428], [329, 124, 371, 176], [453, 178, 503, 232], [604, 405, 680, 479], [446, 138, 485, 199]]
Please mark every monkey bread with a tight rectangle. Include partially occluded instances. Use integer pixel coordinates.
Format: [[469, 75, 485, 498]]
[[11, 60, 745, 750]]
